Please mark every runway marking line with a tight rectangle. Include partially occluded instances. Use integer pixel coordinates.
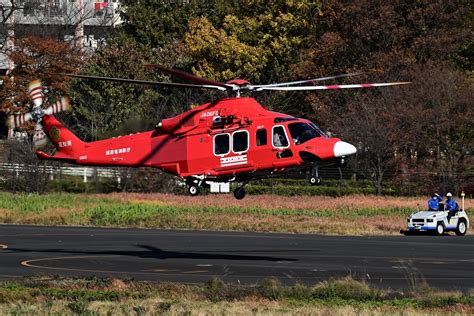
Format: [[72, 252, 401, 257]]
[[21, 255, 213, 277], [18, 254, 474, 281], [142, 269, 180, 273], [17, 254, 474, 281], [21, 255, 117, 274]]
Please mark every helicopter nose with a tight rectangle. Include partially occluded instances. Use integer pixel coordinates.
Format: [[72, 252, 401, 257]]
[[333, 141, 357, 157]]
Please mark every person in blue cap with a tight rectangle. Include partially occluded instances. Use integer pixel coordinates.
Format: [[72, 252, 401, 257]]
[[428, 193, 442, 211]]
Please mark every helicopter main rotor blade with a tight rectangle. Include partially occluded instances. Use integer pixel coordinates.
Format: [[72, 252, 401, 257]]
[[256, 81, 411, 91], [145, 65, 233, 90], [59, 73, 228, 91], [253, 73, 361, 88]]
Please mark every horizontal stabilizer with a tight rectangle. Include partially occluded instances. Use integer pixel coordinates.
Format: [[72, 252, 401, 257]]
[[36, 150, 76, 161]]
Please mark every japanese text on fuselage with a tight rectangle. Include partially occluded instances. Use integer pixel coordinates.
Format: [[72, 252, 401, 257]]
[[106, 147, 131, 156]]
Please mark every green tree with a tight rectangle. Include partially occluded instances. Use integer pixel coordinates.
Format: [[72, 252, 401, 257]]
[[117, 0, 236, 48], [184, 0, 321, 83], [68, 42, 162, 140]]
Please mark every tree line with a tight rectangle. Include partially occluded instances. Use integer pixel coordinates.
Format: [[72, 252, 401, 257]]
[[1, 0, 472, 194]]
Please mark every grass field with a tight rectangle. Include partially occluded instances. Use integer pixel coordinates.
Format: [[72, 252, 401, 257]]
[[0, 192, 471, 235], [0, 276, 472, 315]]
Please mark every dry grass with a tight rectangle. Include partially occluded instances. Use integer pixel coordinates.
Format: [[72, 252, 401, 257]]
[[85, 300, 472, 315], [106, 193, 446, 210], [0, 276, 472, 315], [163, 213, 405, 235], [3, 299, 457, 315]]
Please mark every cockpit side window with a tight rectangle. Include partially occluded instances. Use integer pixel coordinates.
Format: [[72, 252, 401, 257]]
[[288, 122, 320, 145], [272, 125, 289, 148], [309, 122, 328, 138]]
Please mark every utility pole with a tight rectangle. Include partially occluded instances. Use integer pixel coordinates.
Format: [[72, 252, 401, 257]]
[[74, 0, 84, 52], [6, 0, 15, 75], [6, 0, 15, 139]]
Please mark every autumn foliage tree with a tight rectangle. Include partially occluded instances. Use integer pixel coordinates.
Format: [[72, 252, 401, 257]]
[[288, 0, 473, 193], [0, 36, 83, 116]]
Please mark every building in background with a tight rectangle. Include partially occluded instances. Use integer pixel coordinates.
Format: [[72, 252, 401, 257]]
[[0, 0, 122, 141], [0, 0, 122, 73]]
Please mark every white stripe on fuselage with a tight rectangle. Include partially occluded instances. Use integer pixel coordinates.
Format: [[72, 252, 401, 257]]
[[220, 155, 247, 167]]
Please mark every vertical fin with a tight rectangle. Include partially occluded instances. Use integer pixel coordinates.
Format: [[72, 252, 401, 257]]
[[41, 115, 85, 157]]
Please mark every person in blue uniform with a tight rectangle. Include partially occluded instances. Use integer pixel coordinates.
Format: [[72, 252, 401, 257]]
[[428, 193, 442, 211], [445, 192, 458, 217]]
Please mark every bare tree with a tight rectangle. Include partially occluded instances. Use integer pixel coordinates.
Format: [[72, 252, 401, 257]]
[[0, 138, 58, 193], [315, 62, 472, 195]]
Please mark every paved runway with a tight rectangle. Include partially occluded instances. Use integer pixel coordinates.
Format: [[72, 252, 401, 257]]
[[0, 225, 473, 290]]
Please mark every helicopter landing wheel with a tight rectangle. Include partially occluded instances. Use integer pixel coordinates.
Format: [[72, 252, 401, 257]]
[[308, 164, 322, 186], [234, 187, 246, 200], [188, 185, 200, 197], [309, 176, 322, 186]]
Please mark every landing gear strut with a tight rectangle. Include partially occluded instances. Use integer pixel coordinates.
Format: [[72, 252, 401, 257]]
[[308, 164, 322, 186]]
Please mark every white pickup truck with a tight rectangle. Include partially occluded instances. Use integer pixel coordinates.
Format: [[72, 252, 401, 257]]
[[405, 203, 469, 236]]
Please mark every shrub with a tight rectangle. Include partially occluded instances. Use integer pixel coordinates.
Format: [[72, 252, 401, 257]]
[[311, 277, 380, 301], [259, 278, 283, 300]]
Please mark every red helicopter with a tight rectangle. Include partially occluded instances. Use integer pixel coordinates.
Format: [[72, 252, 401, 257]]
[[8, 67, 409, 199]]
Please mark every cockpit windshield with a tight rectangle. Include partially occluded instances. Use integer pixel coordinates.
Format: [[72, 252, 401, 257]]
[[288, 122, 321, 145], [309, 122, 329, 138]]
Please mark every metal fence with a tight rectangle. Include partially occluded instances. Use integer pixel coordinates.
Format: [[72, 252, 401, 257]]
[[0, 162, 120, 183]]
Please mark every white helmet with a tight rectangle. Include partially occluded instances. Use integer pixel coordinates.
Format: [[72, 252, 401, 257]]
[[446, 192, 452, 197]]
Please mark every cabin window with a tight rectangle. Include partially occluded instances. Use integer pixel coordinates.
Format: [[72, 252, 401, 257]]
[[214, 134, 230, 155], [256, 129, 267, 146], [233, 130, 249, 153], [272, 125, 289, 148]]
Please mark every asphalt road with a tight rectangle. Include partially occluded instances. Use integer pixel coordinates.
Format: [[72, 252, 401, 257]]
[[0, 225, 473, 290]]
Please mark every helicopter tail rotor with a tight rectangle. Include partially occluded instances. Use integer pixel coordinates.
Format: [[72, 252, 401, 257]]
[[9, 80, 72, 149], [8, 112, 34, 130], [43, 96, 71, 116], [28, 79, 44, 107]]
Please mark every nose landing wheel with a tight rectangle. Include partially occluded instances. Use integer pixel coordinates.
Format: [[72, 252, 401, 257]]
[[309, 176, 322, 186], [308, 164, 322, 186]]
